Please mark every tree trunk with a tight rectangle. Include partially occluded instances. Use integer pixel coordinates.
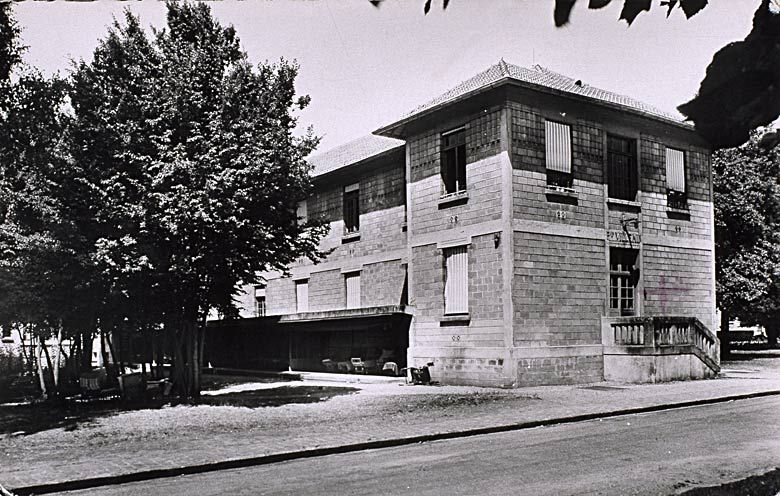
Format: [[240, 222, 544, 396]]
[[719, 309, 731, 359], [100, 331, 110, 369], [35, 337, 48, 400], [53, 323, 63, 389], [81, 331, 93, 371]]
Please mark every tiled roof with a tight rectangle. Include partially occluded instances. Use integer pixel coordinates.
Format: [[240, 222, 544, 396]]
[[380, 60, 683, 132], [308, 134, 404, 177]]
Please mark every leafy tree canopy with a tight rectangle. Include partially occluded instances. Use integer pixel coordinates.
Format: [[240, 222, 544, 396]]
[[713, 128, 780, 345]]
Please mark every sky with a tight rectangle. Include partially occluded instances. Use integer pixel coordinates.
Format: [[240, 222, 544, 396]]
[[12, 0, 760, 153]]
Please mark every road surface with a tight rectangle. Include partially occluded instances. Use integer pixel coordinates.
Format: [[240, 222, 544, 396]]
[[56, 396, 780, 495]]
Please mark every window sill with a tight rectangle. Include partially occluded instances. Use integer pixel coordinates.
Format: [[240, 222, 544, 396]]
[[440, 313, 470, 325], [606, 198, 641, 209], [545, 185, 579, 203], [666, 207, 690, 219], [438, 191, 469, 209], [341, 232, 360, 243]]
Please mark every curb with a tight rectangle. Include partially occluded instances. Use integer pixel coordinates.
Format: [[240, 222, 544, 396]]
[[8, 389, 780, 495]]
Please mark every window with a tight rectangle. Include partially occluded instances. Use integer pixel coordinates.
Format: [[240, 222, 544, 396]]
[[343, 183, 360, 234], [441, 127, 467, 195], [1, 325, 11, 340], [345, 272, 361, 309], [545, 120, 572, 188], [254, 284, 267, 317], [444, 246, 469, 315], [665, 147, 687, 209], [607, 135, 637, 201], [295, 280, 309, 313], [609, 248, 638, 315]]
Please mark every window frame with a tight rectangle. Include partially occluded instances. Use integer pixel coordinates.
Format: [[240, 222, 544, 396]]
[[443, 245, 469, 316], [344, 271, 361, 310], [254, 284, 267, 317], [440, 127, 467, 197], [295, 279, 309, 313], [343, 183, 360, 235], [607, 134, 638, 201], [544, 120, 574, 189], [609, 248, 638, 316]]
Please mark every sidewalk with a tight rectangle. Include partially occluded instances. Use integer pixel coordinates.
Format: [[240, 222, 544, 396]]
[[2, 352, 779, 493]]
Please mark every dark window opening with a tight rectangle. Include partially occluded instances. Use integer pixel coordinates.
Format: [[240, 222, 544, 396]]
[[343, 186, 360, 234], [255, 296, 266, 317], [547, 169, 573, 189], [609, 248, 639, 316], [441, 128, 467, 195], [607, 135, 637, 201]]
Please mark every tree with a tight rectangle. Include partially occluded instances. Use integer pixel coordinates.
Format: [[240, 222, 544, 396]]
[[0, 3, 96, 397], [713, 128, 780, 351], [68, 2, 326, 398], [406, 0, 780, 150]]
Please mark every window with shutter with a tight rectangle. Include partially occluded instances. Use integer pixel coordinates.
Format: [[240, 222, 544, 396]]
[[665, 147, 687, 209], [345, 272, 361, 309], [444, 246, 469, 315], [295, 280, 309, 313], [545, 120, 573, 189]]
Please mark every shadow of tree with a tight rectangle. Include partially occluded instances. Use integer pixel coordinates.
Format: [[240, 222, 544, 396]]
[[0, 384, 358, 436]]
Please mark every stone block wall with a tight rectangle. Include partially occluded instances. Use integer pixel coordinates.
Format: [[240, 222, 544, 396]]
[[408, 107, 503, 237], [642, 244, 715, 330], [361, 259, 407, 307], [510, 103, 604, 229], [410, 233, 508, 387], [512, 232, 606, 347]]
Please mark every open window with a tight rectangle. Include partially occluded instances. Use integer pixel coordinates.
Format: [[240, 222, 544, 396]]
[[343, 183, 360, 235], [441, 127, 467, 196]]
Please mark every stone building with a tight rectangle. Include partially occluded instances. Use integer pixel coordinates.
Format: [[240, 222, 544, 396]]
[[207, 61, 720, 386]]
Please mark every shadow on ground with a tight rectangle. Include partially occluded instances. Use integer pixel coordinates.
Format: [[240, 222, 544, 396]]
[[0, 375, 357, 436], [723, 347, 780, 362], [680, 467, 780, 496]]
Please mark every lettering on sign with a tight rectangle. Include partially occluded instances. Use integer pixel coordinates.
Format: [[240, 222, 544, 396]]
[[607, 230, 641, 244]]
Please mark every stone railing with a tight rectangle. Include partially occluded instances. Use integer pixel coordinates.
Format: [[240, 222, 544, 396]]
[[602, 316, 720, 374]]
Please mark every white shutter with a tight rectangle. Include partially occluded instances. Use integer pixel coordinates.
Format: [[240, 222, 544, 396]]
[[345, 272, 361, 309], [666, 148, 686, 192], [295, 280, 308, 313], [444, 246, 469, 314], [545, 120, 572, 173]]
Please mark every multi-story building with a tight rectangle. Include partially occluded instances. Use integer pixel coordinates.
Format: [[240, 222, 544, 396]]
[[207, 61, 720, 386]]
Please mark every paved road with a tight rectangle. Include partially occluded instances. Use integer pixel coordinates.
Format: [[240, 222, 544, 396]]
[[58, 396, 780, 496]]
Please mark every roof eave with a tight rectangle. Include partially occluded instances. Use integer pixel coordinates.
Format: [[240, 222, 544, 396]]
[[374, 76, 512, 138], [374, 76, 695, 139], [311, 142, 405, 180]]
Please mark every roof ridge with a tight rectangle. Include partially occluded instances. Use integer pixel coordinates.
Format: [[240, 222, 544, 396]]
[[498, 58, 509, 77], [376, 60, 685, 135]]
